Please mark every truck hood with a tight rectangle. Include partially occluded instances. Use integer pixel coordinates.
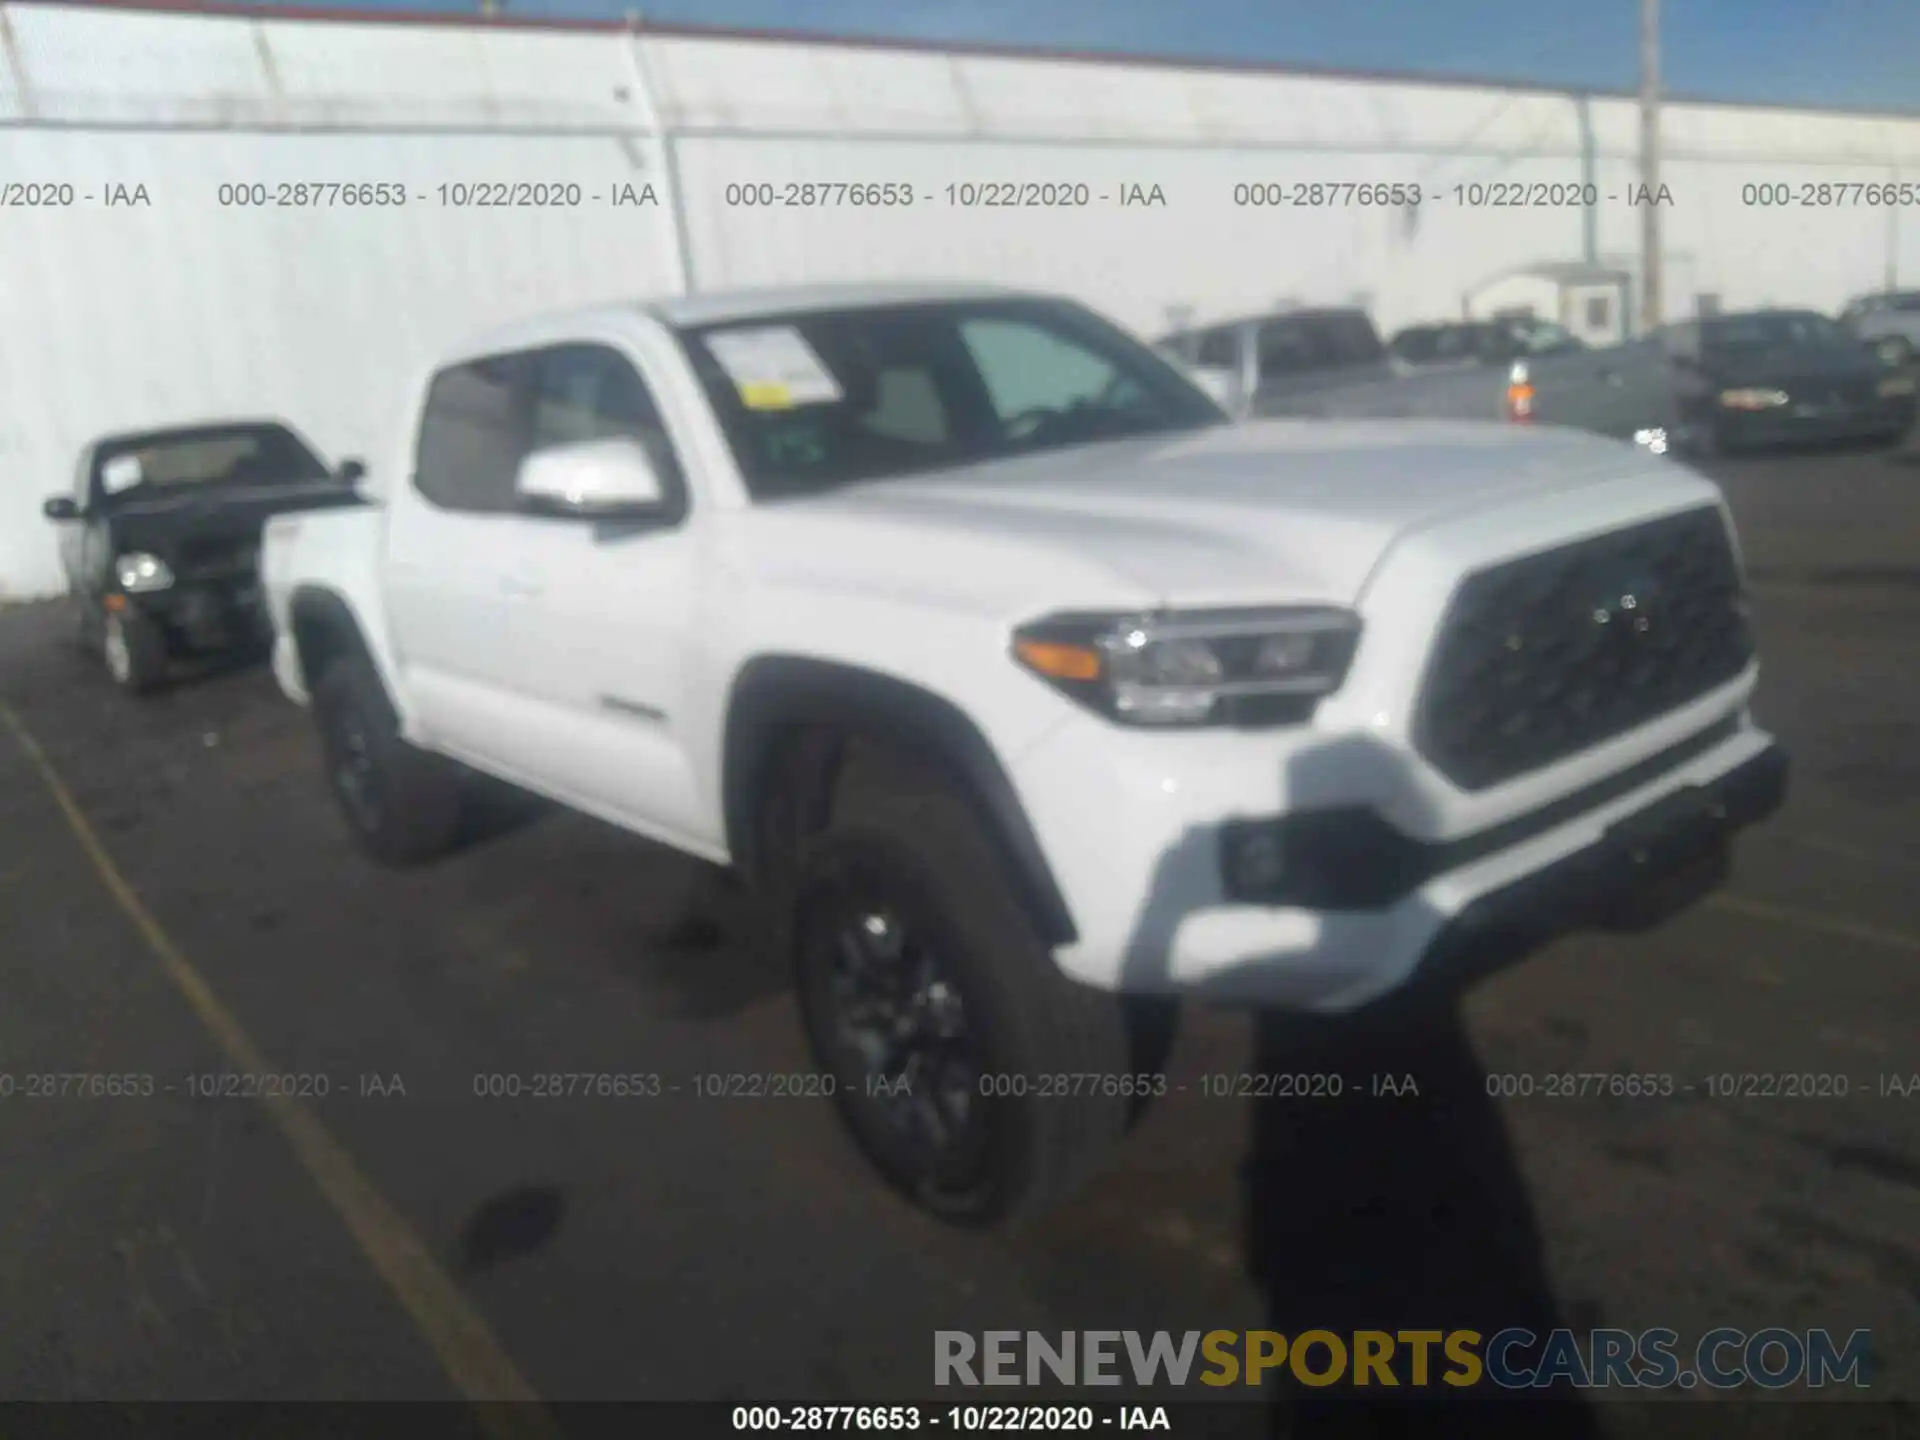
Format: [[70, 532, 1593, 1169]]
[[105, 482, 360, 566], [779, 419, 1680, 609]]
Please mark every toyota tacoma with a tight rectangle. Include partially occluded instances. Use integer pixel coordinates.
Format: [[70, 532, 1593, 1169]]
[[261, 283, 1788, 1225]]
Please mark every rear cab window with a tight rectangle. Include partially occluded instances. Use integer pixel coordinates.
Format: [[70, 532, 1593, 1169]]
[[1256, 312, 1386, 381]]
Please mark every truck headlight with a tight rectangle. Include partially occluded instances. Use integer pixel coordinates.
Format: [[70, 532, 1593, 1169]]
[[1718, 388, 1789, 410], [1012, 607, 1362, 727], [115, 552, 174, 593]]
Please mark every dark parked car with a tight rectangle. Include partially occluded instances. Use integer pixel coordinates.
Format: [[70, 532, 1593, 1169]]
[[1257, 307, 1914, 457], [42, 420, 363, 693], [1158, 306, 1624, 429], [1665, 309, 1917, 455]]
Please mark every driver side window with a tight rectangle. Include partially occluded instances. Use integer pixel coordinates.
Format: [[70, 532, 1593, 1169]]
[[959, 318, 1140, 424], [415, 354, 529, 514]]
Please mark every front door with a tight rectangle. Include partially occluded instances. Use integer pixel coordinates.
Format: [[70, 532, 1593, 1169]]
[[497, 341, 706, 847]]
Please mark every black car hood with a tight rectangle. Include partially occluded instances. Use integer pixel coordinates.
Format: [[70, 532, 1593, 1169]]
[[105, 482, 359, 566], [1707, 344, 1884, 387]]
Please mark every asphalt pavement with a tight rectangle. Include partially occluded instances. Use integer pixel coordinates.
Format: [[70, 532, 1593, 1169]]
[[1, 442, 1916, 1433]]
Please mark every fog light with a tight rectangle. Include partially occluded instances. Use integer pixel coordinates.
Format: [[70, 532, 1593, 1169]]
[[1227, 829, 1288, 897]]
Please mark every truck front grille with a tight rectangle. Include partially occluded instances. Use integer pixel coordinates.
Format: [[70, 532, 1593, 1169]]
[[1412, 505, 1753, 791]]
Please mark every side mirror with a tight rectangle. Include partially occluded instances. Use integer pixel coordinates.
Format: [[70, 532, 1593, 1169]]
[[514, 437, 668, 517], [43, 495, 80, 521], [337, 457, 367, 486]]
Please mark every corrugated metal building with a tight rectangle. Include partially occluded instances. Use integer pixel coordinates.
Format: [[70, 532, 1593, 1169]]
[[3, 0, 1916, 595]]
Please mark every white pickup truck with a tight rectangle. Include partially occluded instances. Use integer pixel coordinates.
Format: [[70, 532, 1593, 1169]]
[[262, 282, 1787, 1225]]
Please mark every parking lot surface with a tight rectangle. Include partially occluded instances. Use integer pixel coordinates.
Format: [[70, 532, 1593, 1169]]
[[2, 444, 1916, 1431]]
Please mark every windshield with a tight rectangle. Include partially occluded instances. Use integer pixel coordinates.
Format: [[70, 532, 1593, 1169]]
[[1257, 312, 1387, 376], [1703, 312, 1851, 353], [678, 298, 1227, 497], [94, 423, 330, 500]]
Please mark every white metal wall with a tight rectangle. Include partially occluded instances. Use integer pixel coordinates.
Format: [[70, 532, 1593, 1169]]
[[2, 2, 1917, 596]]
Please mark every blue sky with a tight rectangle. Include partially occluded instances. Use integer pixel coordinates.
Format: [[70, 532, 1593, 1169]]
[[256, 0, 1915, 114]]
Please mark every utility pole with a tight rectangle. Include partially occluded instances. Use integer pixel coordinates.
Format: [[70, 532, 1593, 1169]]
[[1638, 0, 1662, 330], [1888, 189, 1900, 290], [1575, 92, 1598, 265]]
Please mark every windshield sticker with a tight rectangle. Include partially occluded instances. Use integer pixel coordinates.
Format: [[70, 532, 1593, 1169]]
[[101, 454, 144, 493], [706, 327, 845, 411]]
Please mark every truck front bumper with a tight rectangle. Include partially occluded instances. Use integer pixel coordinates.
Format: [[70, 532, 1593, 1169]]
[[1010, 693, 1785, 1012]]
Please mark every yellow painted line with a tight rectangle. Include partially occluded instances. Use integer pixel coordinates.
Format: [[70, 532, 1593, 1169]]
[[1, 704, 557, 1440], [1709, 892, 1920, 958]]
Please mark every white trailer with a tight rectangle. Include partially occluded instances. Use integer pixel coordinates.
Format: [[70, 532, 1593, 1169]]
[[2, 0, 1916, 595]]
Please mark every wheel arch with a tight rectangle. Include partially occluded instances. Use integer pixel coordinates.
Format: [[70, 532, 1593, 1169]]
[[287, 585, 400, 710], [720, 655, 1078, 947]]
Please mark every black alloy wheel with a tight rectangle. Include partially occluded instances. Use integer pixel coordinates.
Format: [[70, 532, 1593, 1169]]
[[310, 652, 464, 866], [797, 863, 1001, 1218], [326, 699, 383, 836]]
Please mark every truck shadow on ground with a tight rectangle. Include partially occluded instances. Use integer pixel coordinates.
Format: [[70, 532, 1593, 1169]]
[[1118, 732, 1610, 1438], [1241, 975, 1606, 1438], [440, 792, 787, 1020]]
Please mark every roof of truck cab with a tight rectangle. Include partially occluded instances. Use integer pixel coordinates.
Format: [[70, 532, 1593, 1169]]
[[444, 282, 1039, 362], [647, 281, 1032, 328]]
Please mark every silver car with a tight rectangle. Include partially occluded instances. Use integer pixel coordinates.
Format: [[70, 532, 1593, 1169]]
[[1840, 290, 1920, 367]]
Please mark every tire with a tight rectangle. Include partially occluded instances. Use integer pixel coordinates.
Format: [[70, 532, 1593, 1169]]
[[311, 651, 464, 866], [791, 769, 1132, 1228], [102, 609, 167, 694]]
